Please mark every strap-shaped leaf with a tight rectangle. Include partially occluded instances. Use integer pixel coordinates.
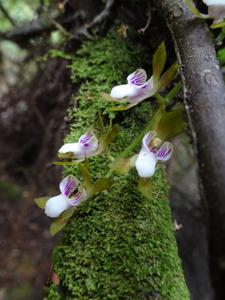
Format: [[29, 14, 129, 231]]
[[101, 92, 127, 103], [50, 207, 75, 236], [153, 106, 187, 140], [109, 102, 139, 111], [211, 22, 225, 29], [184, 0, 208, 19], [153, 41, 166, 81], [156, 64, 179, 91], [79, 163, 92, 192], [34, 196, 49, 209], [138, 178, 153, 200], [98, 124, 119, 155], [53, 161, 82, 166], [110, 155, 138, 175], [92, 178, 113, 195]]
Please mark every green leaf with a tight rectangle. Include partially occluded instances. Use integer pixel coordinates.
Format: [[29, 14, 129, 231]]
[[152, 105, 165, 132], [218, 48, 225, 65], [184, 0, 208, 19], [34, 197, 49, 209], [98, 124, 119, 153], [108, 102, 138, 111], [79, 163, 92, 191], [138, 178, 153, 200], [157, 64, 179, 91], [50, 207, 75, 236], [110, 155, 137, 175], [57, 152, 76, 160], [92, 178, 113, 195], [53, 161, 82, 166], [101, 92, 127, 103], [153, 106, 187, 140], [153, 41, 166, 81], [96, 111, 104, 133], [211, 22, 225, 29]]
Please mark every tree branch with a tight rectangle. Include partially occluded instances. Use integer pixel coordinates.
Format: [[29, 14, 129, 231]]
[[0, 11, 84, 44], [152, 0, 225, 297]]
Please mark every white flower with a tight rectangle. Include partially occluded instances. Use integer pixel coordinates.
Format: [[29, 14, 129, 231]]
[[45, 175, 88, 218], [110, 69, 154, 104], [135, 131, 173, 178], [202, 0, 225, 22], [58, 132, 98, 160]]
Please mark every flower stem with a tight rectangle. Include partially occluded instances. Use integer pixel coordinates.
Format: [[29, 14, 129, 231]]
[[105, 117, 153, 178]]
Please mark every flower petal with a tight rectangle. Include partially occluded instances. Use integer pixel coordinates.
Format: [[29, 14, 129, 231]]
[[59, 175, 79, 196], [155, 142, 173, 161], [45, 194, 71, 218], [110, 84, 137, 100], [127, 69, 147, 86], [58, 142, 84, 158], [78, 132, 98, 157], [142, 131, 157, 152], [135, 150, 157, 178], [70, 188, 88, 206]]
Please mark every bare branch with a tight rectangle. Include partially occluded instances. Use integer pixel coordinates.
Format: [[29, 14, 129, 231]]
[[152, 0, 225, 297]]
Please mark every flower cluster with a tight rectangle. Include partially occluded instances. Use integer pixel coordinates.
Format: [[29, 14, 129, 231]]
[[35, 41, 178, 235]]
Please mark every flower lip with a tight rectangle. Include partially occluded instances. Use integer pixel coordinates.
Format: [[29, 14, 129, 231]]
[[135, 150, 156, 178], [45, 194, 71, 218]]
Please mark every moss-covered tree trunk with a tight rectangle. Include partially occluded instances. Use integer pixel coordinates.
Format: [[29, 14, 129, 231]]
[[45, 28, 189, 300]]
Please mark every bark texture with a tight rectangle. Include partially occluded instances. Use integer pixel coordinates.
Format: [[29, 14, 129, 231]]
[[152, 0, 225, 298]]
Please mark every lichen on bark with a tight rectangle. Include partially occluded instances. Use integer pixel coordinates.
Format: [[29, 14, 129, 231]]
[[45, 27, 189, 299]]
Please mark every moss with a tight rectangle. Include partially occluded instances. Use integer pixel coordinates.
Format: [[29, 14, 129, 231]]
[[45, 29, 189, 299]]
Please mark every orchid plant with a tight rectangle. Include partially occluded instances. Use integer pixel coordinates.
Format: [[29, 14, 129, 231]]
[[35, 41, 186, 235], [102, 42, 178, 110]]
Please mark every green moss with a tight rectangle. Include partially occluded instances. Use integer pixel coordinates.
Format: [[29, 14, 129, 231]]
[[45, 29, 189, 299]]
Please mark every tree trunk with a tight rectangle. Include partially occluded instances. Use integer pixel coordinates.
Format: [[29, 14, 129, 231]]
[[152, 0, 225, 298]]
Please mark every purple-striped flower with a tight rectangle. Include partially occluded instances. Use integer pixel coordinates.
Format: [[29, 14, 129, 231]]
[[45, 175, 88, 218], [110, 69, 154, 104], [58, 132, 98, 160], [203, 0, 225, 22], [135, 131, 173, 178]]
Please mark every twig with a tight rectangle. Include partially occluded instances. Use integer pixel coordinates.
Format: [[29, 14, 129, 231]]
[[88, 0, 115, 28], [70, 0, 115, 40], [138, 1, 152, 34], [152, 0, 225, 297], [0, 11, 84, 44]]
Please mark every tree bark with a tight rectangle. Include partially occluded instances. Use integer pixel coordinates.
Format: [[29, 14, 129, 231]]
[[152, 0, 225, 298]]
